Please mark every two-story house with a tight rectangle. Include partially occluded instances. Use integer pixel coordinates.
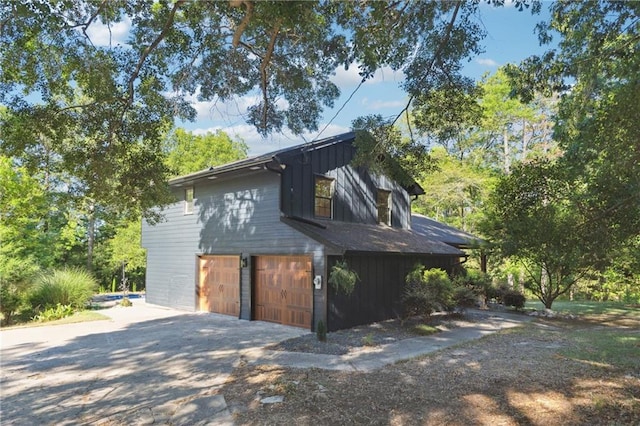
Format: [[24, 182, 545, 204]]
[[141, 132, 467, 331]]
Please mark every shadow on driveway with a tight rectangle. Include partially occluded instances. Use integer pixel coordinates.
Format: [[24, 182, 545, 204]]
[[0, 305, 308, 425]]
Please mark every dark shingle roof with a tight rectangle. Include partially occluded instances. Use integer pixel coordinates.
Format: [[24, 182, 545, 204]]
[[169, 132, 357, 186], [411, 214, 484, 249], [282, 217, 464, 256]]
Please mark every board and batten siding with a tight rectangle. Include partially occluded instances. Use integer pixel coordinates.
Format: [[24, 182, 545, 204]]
[[142, 170, 327, 327], [280, 140, 411, 228]]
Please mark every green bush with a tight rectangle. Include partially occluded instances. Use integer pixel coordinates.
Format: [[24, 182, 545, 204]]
[[502, 290, 526, 310], [454, 269, 493, 304], [30, 267, 98, 311], [402, 265, 454, 320], [0, 282, 23, 325], [32, 304, 74, 322], [452, 286, 478, 310]]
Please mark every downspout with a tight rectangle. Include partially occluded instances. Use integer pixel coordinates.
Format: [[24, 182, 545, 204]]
[[265, 156, 287, 213]]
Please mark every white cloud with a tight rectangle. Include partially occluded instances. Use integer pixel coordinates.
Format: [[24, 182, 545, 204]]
[[476, 58, 499, 67], [361, 98, 406, 110], [85, 17, 131, 46]]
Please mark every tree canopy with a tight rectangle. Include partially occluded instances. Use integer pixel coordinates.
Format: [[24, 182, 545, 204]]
[[0, 0, 539, 217], [164, 128, 248, 177], [507, 1, 640, 246]]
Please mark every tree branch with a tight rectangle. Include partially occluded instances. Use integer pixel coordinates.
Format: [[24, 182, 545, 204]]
[[259, 19, 281, 131], [232, 1, 254, 48], [126, 0, 185, 105], [391, 1, 462, 127]]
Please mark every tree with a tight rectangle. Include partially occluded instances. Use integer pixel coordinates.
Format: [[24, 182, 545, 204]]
[[413, 146, 495, 233], [1, 1, 539, 218], [477, 68, 537, 173], [0, 156, 47, 299], [506, 1, 640, 250], [484, 159, 595, 309], [164, 128, 248, 177]]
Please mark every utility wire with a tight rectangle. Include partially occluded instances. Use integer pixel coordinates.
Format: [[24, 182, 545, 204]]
[[313, 77, 366, 141]]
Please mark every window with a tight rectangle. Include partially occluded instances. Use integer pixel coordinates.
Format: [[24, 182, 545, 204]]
[[377, 189, 391, 225], [184, 187, 194, 214], [314, 176, 334, 218]]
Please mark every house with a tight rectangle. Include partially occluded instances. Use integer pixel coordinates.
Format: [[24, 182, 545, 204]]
[[411, 213, 487, 272], [141, 132, 470, 331]]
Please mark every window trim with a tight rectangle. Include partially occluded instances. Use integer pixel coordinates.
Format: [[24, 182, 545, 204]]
[[377, 188, 392, 225], [314, 175, 334, 219], [184, 186, 194, 215]]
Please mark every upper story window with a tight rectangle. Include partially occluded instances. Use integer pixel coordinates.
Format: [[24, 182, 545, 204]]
[[377, 189, 391, 225], [314, 176, 334, 218], [184, 187, 194, 215]]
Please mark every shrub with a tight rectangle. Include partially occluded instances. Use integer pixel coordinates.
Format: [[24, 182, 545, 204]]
[[30, 267, 98, 311], [452, 286, 478, 311], [454, 270, 494, 304], [120, 297, 132, 307], [32, 304, 74, 322], [402, 265, 454, 320], [0, 282, 23, 325], [316, 319, 327, 342], [502, 290, 526, 310], [0, 257, 39, 325]]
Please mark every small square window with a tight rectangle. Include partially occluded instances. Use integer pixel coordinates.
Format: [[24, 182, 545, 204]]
[[377, 189, 391, 225], [315, 176, 334, 218], [184, 187, 194, 215]]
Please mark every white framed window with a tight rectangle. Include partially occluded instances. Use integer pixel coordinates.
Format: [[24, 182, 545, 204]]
[[377, 189, 391, 225], [184, 187, 194, 215]]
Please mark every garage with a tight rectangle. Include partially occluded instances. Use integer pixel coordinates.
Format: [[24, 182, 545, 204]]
[[198, 255, 240, 316], [253, 255, 313, 328]]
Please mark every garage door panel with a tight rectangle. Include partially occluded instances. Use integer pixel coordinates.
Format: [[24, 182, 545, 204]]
[[254, 255, 313, 328], [199, 255, 240, 316]]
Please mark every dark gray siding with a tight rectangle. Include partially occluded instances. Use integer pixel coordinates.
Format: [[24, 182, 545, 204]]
[[327, 254, 458, 331], [142, 171, 326, 325], [280, 140, 411, 228]]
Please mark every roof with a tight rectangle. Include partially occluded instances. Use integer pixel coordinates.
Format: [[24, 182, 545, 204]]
[[410, 214, 484, 249], [282, 217, 464, 256], [169, 132, 357, 187], [168, 131, 424, 195]]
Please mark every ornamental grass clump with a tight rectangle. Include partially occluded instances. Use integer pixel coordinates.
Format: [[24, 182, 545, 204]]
[[30, 267, 97, 311]]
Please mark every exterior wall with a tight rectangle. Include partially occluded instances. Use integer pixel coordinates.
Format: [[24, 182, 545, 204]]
[[142, 170, 327, 328], [326, 254, 459, 331], [280, 140, 411, 229]]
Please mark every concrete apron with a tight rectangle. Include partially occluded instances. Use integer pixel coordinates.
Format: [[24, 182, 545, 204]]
[[1, 303, 530, 425], [243, 311, 532, 372], [0, 300, 308, 426]]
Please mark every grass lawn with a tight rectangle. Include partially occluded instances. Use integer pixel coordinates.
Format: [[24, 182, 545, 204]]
[[526, 299, 640, 317], [1, 310, 110, 329]]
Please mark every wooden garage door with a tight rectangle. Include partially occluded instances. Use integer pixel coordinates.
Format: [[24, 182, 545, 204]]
[[254, 256, 312, 328], [198, 255, 240, 316]]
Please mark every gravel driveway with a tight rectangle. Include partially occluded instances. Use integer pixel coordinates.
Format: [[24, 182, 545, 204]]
[[0, 300, 308, 425]]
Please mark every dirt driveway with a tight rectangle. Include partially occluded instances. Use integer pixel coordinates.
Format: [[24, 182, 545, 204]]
[[0, 301, 308, 425]]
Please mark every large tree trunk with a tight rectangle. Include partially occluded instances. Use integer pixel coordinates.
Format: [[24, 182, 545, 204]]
[[503, 127, 511, 174], [521, 119, 529, 161], [86, 204, 95, 272]]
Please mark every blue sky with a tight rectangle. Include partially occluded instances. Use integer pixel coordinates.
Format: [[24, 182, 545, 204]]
[[181, 3, 554, 155]]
